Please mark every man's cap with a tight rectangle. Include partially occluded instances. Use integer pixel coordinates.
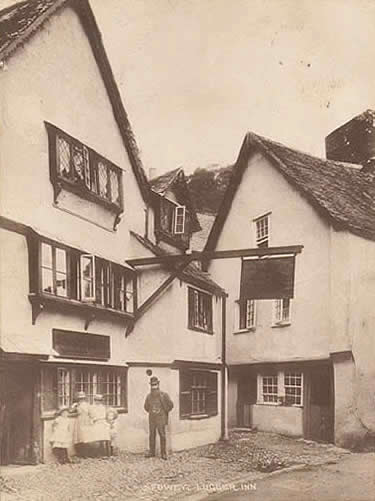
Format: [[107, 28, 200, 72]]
[[76, 391, 86, 399], [150, 376, 160, 386]]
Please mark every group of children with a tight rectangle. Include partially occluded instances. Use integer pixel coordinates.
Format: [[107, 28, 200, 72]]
[[50, 393, 118, 464]]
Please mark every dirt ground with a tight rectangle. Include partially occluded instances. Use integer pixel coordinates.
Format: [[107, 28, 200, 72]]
[[0, 431, 350, 501]]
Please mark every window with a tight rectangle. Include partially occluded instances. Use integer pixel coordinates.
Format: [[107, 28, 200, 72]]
[[284, 372, 303, 406], [188, 287, 213, 333], [273, 298, 291, 325], [254, 213, 270, 247], [38, 241, 136, 313], [179, 370, 218, 418], [237, 300, 256, 331], [174, 206, 186, 234], [262, 375, 279, 403], [42, 365, 127, 411], [257, 371, 303, 406], [47, 123, 123, 210]]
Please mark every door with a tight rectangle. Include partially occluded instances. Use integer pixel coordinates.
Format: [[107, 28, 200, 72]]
[[0, 364, 35, 465], [304, 365, 334, 443], [237, 372, 257, 427]]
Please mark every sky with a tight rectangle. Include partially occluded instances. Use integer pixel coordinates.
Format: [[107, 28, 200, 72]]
[[3, 0, 375, 174]]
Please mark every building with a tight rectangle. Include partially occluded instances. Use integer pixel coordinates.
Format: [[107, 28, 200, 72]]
[[0, 0, 225, 465], [204, 111, 375, 449]]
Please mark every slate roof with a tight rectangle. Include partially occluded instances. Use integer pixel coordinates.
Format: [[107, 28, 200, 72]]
[[0, 0, 151, 203], [191, 213, 216, 251], [150, 168, 181, 195], [130, 231, 226, 296], [205, 131, 375, 251], [150, 168, 201, 232]]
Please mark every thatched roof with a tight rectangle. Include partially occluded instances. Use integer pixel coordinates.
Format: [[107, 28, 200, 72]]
[[0, 0, 151, 203], [130, 231, 226, 296], [150, 168, 201, 232], [206, 131, 375, 251]]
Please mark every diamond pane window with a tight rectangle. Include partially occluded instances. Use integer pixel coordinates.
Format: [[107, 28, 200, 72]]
[[110, 169, 120, 205], [57, 136, 71, 178], [98, 161, 109, 199]]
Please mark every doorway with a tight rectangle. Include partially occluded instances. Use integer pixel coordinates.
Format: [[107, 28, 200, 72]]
[[0, 363, 36, 465], [236, 372, 257, 427], [304, 365, 334, 443]]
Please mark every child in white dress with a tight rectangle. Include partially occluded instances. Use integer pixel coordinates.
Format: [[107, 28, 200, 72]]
[[50, 407, 71, 463]]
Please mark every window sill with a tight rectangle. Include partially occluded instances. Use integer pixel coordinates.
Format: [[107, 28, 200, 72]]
[[271, 322, 291, 328], [256, 402, 303, 408], [28, 292, 134, 326], [188, 326, 214, 335], [233, 327, 256, 335], [53, 177, 123, 214], [181, 413, 217, 420]]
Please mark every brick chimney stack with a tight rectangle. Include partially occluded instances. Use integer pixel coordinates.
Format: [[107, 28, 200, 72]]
[[325, 110, 375, 171]]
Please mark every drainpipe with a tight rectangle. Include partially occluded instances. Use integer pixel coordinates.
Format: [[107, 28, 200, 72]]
[[220, 294, 228, 441]]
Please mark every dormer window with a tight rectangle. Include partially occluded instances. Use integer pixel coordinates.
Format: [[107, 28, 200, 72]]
[[46, 122, 123, 213], [174, 206, 186, 234]]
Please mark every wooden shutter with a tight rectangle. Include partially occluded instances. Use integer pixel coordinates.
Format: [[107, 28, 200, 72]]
[[26, 233, 39, 294], [179, 370, 193, 418], [207, 371, 218, 417], [188, 287, 195, 329], [41, 366, 58, 412], [239, 301, 247, 330], [206, 293, 213, 332], [121, 369, 128, 411]]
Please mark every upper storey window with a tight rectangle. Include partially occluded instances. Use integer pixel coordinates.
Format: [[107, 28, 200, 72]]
[[156, 197, 190, 250], [254, 213, 270, 248], [46, 123, 123, 213]]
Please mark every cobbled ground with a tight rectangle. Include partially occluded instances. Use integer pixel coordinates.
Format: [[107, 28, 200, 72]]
[[0, 431, 349, 501]]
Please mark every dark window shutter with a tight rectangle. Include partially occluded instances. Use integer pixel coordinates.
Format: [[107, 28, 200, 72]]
[[121, 369, 128, 411], [207, 371, 218, 416], [41, 366, 58, 412], [179, 370, 192, 418], [239, 301, 246, 330], [95, 258, 102, 303], [188, 287, 195, 329], [26, 234, 39, 293], [206, 294, 213, 332]]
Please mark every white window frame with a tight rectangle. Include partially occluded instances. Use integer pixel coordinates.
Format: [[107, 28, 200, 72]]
[[80, 254, 96, 302], [272, 298, 292, 326], [174, 205, 186, 234], [234, 299, 257, 333], [253, 212, 271, 248], [257, 371, 303, 407]]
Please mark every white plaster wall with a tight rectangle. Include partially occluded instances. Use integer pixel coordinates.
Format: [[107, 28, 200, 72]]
[[209, 152, 331, 364], [251, 405, 303, 437], [128, 280, 222, 364], [0, 6, 147, 263]]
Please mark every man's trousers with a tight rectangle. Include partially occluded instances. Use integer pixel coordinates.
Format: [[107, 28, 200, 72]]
[[149, 420, 166, 456]]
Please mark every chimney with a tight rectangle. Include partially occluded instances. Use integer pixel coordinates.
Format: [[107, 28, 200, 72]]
[[148, 167, 157, 180], [325, 110, 375, 171]]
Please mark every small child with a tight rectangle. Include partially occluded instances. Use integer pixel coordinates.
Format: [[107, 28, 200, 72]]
[[106, 407, 118, 456], [50, 407, 71, 464]]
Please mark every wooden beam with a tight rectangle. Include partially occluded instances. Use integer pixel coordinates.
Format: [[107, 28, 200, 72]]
[[127, 245, 303, 267]]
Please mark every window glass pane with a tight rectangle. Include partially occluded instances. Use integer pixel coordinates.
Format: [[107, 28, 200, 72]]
[[42, 268, 53, 294], [41, 243, 53, 268], [72, 144, 85, 181], [81, 255, 94, 299], [98, 161, 108, 198], [57, 136, 71, 178], [56, 272, 67, 297], [110, 170, 120, 205], [55, 248, 67, 273]]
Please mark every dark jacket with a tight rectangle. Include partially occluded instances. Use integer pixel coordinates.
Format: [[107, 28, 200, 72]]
[[144, 391, 174, 425]]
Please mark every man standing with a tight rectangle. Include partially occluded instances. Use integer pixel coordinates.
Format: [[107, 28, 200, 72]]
[[144, 376, 174, 460]]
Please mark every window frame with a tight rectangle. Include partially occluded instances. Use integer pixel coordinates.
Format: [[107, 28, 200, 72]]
[[188, 286, 214, 334], [46, 122, 123, 213], [33, 238, 137, 320], [42, 364, 128, 413], [253, 212, 271, 248], [234, 299, 257, 333], [179, 369, 218, 419], [257, 371, 303, 407], [272, 298, 292, 326], [174, 205, 186, 234]]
